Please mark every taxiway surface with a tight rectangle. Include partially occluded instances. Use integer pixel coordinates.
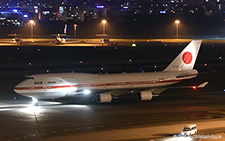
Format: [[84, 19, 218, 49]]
[[1, 40, 225, 140]]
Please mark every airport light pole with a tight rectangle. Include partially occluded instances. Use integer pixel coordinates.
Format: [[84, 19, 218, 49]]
[[74, 24, 77, 39], [175, 20, 180, 39], [101, 19, 107, 36], [29, 20, 35, 39]]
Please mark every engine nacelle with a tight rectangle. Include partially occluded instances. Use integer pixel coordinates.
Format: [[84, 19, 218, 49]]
[[96, 93, 112, 103], [137, 90, 153, 101]]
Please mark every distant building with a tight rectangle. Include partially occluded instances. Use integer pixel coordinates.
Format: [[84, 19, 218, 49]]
[[0, 0, 224, 26], [0, 9, 26, 26], [203, 0, 224, 15]]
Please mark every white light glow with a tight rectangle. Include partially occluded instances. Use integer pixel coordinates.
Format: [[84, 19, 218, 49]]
[[132, 43, 136, 47], [175, 20, 180, 24], [29, 20, 35, 25], [165, 136, 192, 141], [32, 97, 38, 104], [83, 89, 91, 95], [20, 105, 43, 115], [101, 19, 107, 24]]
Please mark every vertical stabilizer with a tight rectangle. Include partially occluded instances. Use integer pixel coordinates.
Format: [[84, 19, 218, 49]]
[[163, 40, 202, 71]]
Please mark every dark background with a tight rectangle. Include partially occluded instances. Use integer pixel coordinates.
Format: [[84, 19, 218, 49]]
[[0, 15, 225, 38]]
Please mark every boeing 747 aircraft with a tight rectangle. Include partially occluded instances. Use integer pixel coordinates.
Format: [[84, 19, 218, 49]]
[[14, 40, 205, 106]]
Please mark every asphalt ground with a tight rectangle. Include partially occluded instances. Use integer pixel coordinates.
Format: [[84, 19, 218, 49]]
[[0, 39, 225, 140]]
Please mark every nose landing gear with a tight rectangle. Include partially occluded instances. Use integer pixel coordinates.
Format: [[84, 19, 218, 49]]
[[32, 97, 39, 106]]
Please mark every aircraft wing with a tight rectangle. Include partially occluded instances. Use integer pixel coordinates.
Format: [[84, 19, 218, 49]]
[[165, 81, 209, 89], [73, 81, 208, 97]]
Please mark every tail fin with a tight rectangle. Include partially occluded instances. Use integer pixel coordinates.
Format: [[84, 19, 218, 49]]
[[164, 40, 202, 71]]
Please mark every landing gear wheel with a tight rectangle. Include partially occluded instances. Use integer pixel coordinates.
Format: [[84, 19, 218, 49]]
[[34, 102, 39, 106]]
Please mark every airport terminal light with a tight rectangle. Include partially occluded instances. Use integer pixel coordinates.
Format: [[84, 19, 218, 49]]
[[29, 20, 35, 39], [101, 20, 107, 36], [175, 20, 180, 39], [74, 24, 77, 39]]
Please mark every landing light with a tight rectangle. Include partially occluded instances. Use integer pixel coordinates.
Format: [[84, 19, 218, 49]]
[[20, 106, 43, 115], [83, 89, 91, 95], [32, 97, 38, 104]]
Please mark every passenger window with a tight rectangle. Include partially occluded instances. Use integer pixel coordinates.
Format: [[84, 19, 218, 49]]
[[47, 81, 56, 84], [26, 76, 34, 79]]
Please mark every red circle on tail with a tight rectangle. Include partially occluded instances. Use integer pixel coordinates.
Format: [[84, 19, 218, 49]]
[[182, 52, 192, 64]]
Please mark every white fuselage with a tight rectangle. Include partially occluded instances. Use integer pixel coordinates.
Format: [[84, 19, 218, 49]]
[[14, 70, 197, 99], [13, 40, 202, 103]]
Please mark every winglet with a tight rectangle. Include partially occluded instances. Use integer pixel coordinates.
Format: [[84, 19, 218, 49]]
[[197, 82, 209, 88]]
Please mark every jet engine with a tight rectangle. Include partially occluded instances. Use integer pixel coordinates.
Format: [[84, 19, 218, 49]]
[[96, 93, 112, 103], [137, 90, 153, 101]]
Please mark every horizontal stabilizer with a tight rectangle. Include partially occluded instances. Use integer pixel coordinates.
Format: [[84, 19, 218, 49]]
[[197, 82, 208, 88]]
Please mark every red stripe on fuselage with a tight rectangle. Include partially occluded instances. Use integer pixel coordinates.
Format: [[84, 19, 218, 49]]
[[14, 79, 187, 90], [14, 85, 77, 90]]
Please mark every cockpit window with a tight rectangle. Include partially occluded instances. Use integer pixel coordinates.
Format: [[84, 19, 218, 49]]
[[34, 82, 43, 85], [26, 77, 34, 79]]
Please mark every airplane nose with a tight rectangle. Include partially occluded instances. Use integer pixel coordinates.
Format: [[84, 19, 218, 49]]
[[13, 81, 27, 94], [13, 84, 21, 94], [13, 77, 34, 97]]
